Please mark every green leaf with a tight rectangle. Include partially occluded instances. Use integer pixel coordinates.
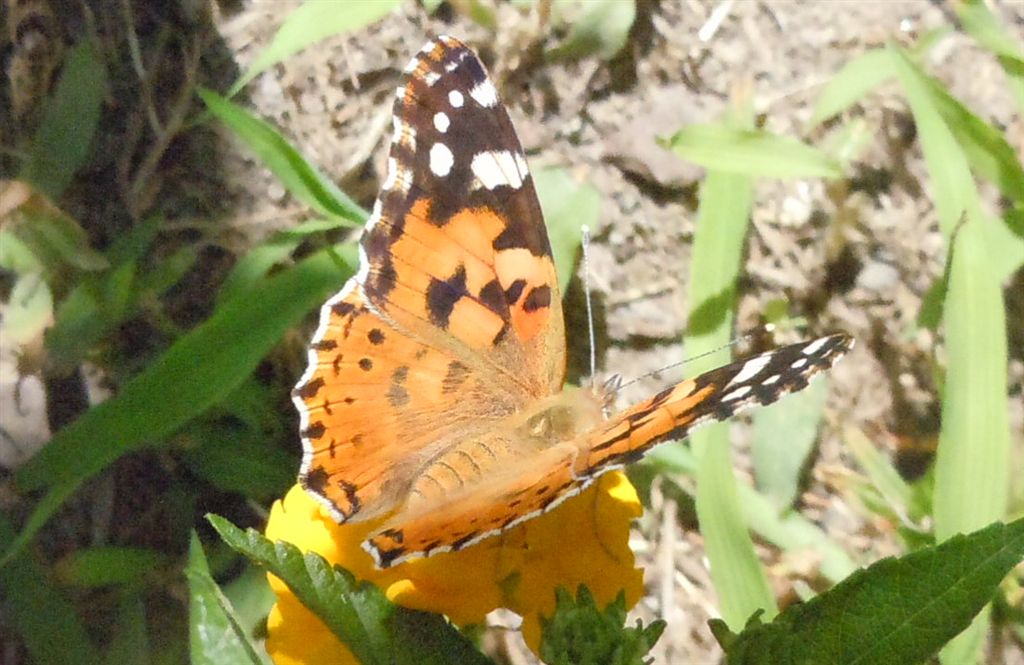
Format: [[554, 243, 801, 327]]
[[808, 49, 896, 127], [0, 517, 101, 665], [187, 533, 269, 665], [843, 426, 915, 523], [750, 375, 829, 510], [546, 0, 636, 62], [534, 166, 599, 292], [666, 123, 842, 179], [199, 88, 366, 224], [924, 75, 1024, 204], [230, 0, 400, 95], [55, 546, 166, 588], [222, 564, 277, 639], [954, 0, 1024, 62], [4, 247, 356, 565], [890, 47, 971, 237], [181, 420, 295, 500], [684, 100, 776, 628], [714, 518, 1024, 665], [14, 199, 109, 273], [539, 586, 665, 665], [207, 515, 492, 665], [19, 39, 106, 198]]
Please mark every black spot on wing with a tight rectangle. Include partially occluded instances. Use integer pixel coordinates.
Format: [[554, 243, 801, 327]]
[[504, 279, 526, 304], [478, 279, 506, 316], [523, 285, 551, 312], [426, 264, 468, 329]]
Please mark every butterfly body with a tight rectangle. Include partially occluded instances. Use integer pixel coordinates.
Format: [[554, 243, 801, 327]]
[[293, 36, 852, 569]]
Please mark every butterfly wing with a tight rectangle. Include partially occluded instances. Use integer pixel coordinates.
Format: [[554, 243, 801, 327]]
[[294, 36, 564, 524], [365, 334, 853, 567]]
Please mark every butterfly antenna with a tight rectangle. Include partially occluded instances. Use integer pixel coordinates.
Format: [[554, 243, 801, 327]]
[[581, 225, 597, 389], [612, 324, 777, 394]]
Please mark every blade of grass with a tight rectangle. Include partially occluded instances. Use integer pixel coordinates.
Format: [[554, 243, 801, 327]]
[[924, 76, 1024, 204], [684, 94, 776, 627], [647, 447, 858, 584], [667, 123, 841, 179], [199, 89, 366, 223], [20, 40, 106, 199], [891, 46, 1012, 664], [104, 598, 150, 665], [954, 0, 1024, 109], [4, 246, 356, 565], [843, 426, 914, 523], [54, 546, 166, 588], [751, 376, 829, 511], [807, 49, 896, 127], [229, 0, 400, 96]]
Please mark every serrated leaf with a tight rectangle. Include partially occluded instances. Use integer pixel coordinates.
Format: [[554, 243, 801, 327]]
[[207, 515, 492, 665], [539, 586, 665, 665], [187, 533, 269, 665], [199, 89, 366, 224], [715, 518, 1024, 665], [230, 1, 400, 95], [666, 123, 841, 179]]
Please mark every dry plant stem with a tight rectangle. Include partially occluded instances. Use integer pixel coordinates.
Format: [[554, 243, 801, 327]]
[[123, 33, 204, 219], [120, 0, 162, 136]]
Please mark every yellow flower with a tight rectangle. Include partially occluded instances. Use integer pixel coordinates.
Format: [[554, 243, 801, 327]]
[[263, 472, 644, 663]]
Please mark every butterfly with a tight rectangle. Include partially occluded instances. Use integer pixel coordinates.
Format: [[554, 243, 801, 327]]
[[292, 36, 853, 569]]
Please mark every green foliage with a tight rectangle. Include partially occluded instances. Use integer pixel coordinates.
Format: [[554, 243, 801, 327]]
[[54, 546, 166, 588], [540, 587, 665, 665], [207, 516, 492, 665], [0, 518, 101, 665], [4, 246, 356, 566], [711, 518, 1024, 665], [187, 533, 270, 665], [666, 123, 842, 179], [199, 89, 366, 223], [750, 376, 829, 510], [20, 39, 106, 198]]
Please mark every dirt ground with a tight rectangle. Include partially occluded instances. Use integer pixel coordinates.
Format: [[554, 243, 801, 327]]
[[2, 0, 1022, 663], [205, 2, 1022, 663]]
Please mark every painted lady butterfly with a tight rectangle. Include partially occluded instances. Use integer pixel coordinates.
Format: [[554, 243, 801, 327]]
[[293, 36, 852, 568]]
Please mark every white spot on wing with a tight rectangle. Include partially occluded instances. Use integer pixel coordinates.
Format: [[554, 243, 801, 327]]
[[762, 374, 780, 386], [448, 90, 464, 107], [423, 70, 440, 86], [722, 385, 752, 401], [395, 85, 407, 101], [434, 112, 450, 133], [471, 150, 524, 189], [803, 337, 830, 356], [730, 355, 771, 386], [469, 79, 498, 107], [430, 142, 454, 177], [790, 357, 808, 369]]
